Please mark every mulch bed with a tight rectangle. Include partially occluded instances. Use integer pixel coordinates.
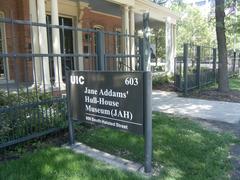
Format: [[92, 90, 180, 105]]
[[153, 83, 176, 92], [0, 129, 68, 163], [188, 89, 240, 103]]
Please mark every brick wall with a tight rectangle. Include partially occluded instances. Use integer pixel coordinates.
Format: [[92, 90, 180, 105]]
[[82, 8, 122, 70], [0, 0, 31, 82]]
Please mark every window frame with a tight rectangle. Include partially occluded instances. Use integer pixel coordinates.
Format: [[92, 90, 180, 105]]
[[0, 11, 9, 80]]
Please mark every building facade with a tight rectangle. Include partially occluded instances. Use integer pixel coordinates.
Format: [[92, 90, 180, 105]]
[[0, 0, 178, 89]]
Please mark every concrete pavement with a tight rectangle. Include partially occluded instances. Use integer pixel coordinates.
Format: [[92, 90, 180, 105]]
[[152, 90, 240, 124]]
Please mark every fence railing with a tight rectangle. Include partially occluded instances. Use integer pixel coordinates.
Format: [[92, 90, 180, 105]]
[[174, 43, 239, 94], [0, 17, 143, 149]]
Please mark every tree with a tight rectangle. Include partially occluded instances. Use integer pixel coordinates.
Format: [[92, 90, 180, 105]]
[[215, 0, 229, 92], [171, 3, 216, 55]]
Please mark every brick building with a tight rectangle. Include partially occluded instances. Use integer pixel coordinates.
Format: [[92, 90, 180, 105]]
[[0, 0, 178, 89]]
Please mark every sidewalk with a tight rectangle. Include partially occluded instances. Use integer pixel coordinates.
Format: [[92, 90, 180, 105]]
[[152, 90, 240, 124]]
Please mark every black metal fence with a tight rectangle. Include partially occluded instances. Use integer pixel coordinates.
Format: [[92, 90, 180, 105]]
[[0, 17, 142, 149], [174, 43, 239, 93]]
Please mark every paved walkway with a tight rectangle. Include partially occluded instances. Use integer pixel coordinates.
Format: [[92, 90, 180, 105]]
[[152, 90, 240, 124]]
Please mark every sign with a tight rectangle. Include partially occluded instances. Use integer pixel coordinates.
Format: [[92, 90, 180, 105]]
[[69, 71, 144, 135]]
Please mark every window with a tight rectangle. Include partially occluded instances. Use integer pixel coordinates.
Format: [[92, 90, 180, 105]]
[[0, 12, 7, 79]]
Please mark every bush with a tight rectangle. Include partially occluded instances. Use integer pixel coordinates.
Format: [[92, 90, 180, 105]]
[[152, 75, 172, 87], [0, 89, 67, 144]]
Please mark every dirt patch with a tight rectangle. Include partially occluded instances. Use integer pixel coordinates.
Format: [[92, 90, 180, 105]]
[[188, 89, 240, 103], [0, 129, 68, 163], [153, 82, 176, 92]]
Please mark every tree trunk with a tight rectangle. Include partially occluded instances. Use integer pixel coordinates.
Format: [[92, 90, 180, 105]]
[[215, 0, 229, 92]]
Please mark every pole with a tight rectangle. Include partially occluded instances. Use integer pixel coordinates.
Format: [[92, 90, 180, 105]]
[[142, 12, 152, 174], [196, 46, 201, 89], [66, 70, 74, 145], [143, 12, 151, 71], [213, 48, 217, 82], [183, 43, 188, 95], [96, 31, 105, 71], [143, 71, 152, 173], [233, 0, 237, 52], [233, 51, 236, 73]]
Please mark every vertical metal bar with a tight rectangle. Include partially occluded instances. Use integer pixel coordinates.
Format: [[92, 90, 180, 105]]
[[10, 16, 21, 138], [139, 37, 144, 71], [3, 56, 10, 97], [142, 12, 152, 174], [29, 18, 40, 133], [96, 31, 105, 71], [174, 57, 177, 89], [233, 51, 236, 73], [238, 53, 240, 75], [183, 43, 188, 95], [130, 35, 133, 71], [143, 13, 150, 71], [46, 17, 54, 96], [196, 46, 201, 89], [46, 21, 53, 128], [143, 71, 152, 174], [180, 58, 182, 90], [66, 70, 74, 145], [61, 19, 67, 77], [11, 18, 20, 103], [213, 48, 217, 82]]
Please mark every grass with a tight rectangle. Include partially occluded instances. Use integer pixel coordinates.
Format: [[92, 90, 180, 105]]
[[0, 113, 238, 179], [0, 147, 143, 180], [229, 76, 240, 91], [206, 76, 240, 91]]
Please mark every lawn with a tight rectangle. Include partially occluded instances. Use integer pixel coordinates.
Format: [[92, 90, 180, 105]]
[[209, 76, 240, 91], [229, 76, 240, 91], [0, 113, 237, 179]]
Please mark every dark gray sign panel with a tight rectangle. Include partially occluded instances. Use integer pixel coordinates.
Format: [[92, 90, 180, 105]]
[[69, 71, 144, 135]]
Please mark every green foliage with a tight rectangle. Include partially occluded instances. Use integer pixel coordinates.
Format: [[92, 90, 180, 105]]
[[225, 1, 240, 50], [0, 89, 67, 144], [170, 1, 239, 54], [229, 76, 240, 91], [171, 4, 216, 56], [151, 23, 166, 60], [152, 74, 172, 87]]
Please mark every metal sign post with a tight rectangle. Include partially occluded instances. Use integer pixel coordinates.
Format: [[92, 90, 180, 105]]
[[66, 70, 75, 145], [142, 12, 152, 173]]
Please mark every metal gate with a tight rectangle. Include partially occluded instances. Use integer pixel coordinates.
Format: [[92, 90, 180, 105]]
[[0, 17, 145, 149]]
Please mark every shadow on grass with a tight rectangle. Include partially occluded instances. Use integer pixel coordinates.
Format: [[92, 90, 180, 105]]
[[76, 113, 235, 180], [0, 147, 143, 180], [230, 77, 240, 91], [0, 113, 236, 180]]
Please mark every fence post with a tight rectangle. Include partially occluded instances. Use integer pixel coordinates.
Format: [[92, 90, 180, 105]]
[[183, 43, 188, 95], [66, 70, 74, 145], [239, 53, 240, 75], [96, 31, 105, 71], [233, 51, 236, 73], [139, 37, 144, 71], [142, 12, 152, 174], [213, 48, 217, 82], [196, 46, 201, 89]]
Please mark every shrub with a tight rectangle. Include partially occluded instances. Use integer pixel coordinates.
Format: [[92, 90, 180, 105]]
[[0, 89, 67, 144], [152, 75, 172, 87]]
